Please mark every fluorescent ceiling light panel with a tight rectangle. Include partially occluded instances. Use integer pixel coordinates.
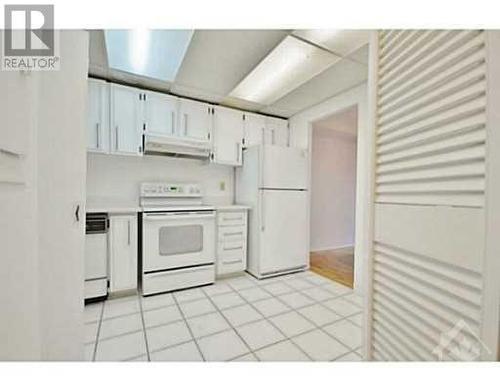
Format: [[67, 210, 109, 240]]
[[229, 36, 339, 105], [293, 30, 370, 57], [105, 30, 193, 81]]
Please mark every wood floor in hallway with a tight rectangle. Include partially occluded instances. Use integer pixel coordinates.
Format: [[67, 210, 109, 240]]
[[310, 247, 354, 288]]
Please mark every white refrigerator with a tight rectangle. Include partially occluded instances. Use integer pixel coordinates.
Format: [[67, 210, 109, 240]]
[[236, 144, 309, 278]]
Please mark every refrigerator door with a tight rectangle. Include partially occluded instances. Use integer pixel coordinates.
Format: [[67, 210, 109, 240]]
[[259, 189, 308, 275], [261, 145, 308, 190]]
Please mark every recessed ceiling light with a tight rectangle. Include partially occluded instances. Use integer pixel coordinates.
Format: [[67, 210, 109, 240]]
[[293, 29, 370, 57], [229, 36, 339, 105], [105, 30, 193, 82]]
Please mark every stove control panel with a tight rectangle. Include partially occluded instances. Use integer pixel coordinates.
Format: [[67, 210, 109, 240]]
[[140, 183, 202, 198]]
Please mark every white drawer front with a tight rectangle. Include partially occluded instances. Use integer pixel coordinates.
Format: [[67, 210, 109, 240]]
[[218, 225, 246, 243], [217, 211, 246, 226], [217, 242, 246, 276], [142, 264, 215, 296], [218, 258, 246, 275]]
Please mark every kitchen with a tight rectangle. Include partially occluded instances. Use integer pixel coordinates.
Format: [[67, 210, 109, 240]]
[[3, 20, 500, 367], [81, 30, 367, 361]]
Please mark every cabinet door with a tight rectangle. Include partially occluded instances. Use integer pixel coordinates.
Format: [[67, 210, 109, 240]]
[[178, 98, 211, 141], [109, 215, 138, 293], [212, 106, 244, 166], [110, 84, 143, 155], [87, 78, 110, 153], [244, 112, 267, 147], [266, 117, 289, 147], [144, 90, 178, 137]]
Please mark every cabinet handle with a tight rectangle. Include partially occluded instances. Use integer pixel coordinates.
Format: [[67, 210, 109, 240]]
[[115, 126, 119, 150], [95, 122, 101, 149], [236, 142, 240, 164], [127, 220, 131, 245], [184, 113, 188, 136], [260, 191, 265, 231], [171, 111, 176, 135], [75, 204, 80, 222], [272, 129, 276, 145]]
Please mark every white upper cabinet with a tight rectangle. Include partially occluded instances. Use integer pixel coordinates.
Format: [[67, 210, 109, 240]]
[[178, 98, 212, 142], [243, 112, 267, 148], [212, 106, 244, 166], [265, 117, 289, 147], [110, 83, 144, 155], [87, 78, 110, 153], [144, 90, 178, 137]]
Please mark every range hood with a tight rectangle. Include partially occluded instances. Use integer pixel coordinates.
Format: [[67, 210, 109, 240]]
[[144, 134, 211, 160]]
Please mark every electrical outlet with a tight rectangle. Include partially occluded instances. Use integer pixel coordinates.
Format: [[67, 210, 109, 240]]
[[219, 181, 226, 191]]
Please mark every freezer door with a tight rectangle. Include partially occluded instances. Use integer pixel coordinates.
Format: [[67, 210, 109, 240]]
[[259, 190, 308, 275], [261, 145, 308, 189]]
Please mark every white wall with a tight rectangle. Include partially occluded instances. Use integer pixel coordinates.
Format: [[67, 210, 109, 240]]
[[289, 83, 368, 294], [87, 153, 234, 205], [310, 127, 357, 251], [0, 31, 88, 360], [0, 44, 41, 359]]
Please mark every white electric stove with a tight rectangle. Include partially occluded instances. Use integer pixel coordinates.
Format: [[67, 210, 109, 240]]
[[140, 183, 216, 296]]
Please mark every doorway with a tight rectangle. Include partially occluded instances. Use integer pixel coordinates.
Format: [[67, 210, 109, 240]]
[[309, 105, 358, 288]]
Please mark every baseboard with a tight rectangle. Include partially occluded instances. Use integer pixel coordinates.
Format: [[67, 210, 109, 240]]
[[310, 244, 354, 252]]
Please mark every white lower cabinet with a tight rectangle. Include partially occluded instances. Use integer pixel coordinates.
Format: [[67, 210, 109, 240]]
[[109, 214, 138, 293], [216, 209, 248, 277]]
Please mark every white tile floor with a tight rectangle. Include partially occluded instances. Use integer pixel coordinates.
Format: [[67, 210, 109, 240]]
[[84, 271, 364, 362]]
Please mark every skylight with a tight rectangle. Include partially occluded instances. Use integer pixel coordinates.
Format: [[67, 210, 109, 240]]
[[104, 30, 193, 81]]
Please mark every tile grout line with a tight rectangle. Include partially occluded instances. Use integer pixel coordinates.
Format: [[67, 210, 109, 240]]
[[137, 294, 152, 362], [226, 274, 362, 360], [199, 285, 258, 361], [171, 293, 207, 362], [225, 278, 317, 361], [89, 272, 363, 362], [94, 296, 362, 355], [91, 301, 105, 362]]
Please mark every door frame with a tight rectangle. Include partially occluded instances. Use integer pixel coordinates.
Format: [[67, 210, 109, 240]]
[[303, 85, 372, 298]]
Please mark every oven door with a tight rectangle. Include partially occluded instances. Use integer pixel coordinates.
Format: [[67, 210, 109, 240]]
[[142, 211, 215, 273]]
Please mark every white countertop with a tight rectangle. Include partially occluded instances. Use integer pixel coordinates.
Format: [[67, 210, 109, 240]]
[[214, 205, 251, 211], [86, 197, 141, 214], [86, 197, 250, 214]]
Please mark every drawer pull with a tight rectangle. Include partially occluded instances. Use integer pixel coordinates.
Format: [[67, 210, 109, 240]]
[[224, 245, 243, 251], [223, 217, 243, 221], [223, 232, 243, 237], [223, 259, 242, 265]]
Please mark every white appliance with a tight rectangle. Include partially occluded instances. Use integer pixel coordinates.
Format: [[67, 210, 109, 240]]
[[144, 134, 211, 159], [84, 213, 108, 301], [140, 182, 215, 296], [236, 144, 309, 278]]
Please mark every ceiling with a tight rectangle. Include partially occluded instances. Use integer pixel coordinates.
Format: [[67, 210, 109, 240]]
[[314, 105, 358, 136], [89, 30, 369, 118]]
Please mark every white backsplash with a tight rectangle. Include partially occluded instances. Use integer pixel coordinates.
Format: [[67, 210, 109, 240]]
[[86, 153, 235, 206]]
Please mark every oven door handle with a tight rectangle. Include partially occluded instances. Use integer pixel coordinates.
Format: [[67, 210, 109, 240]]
[[143, 213, 215, 221]]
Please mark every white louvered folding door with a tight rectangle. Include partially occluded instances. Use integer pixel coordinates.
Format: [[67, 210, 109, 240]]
[[366, 30, 500, 361]]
